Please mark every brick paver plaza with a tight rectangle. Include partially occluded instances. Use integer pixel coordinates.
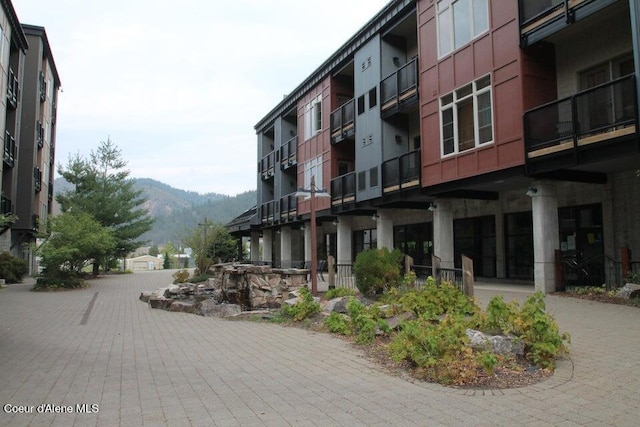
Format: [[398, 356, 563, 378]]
[[0, 270, 638, 426]]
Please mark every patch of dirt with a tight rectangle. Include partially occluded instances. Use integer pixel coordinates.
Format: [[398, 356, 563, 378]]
[[553, 291, 640, 308]]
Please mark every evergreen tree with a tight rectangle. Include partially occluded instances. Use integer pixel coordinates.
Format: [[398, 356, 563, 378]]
[[148, 244, 159, 257], [57, 138, 154, 275], [183, 220, 236, 274], [163, 252, 170, 269]]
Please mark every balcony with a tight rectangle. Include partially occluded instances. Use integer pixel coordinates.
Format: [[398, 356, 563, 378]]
[[330, 172, 356, 213], [260, 200, 275, 225], [7, 68, 19, 109], [37, 122, 44, 149], [260, 150, 275, 180], [330, 99, 355, 144], [48, 186, 54, 202], [524, 74, 637, 174], [279, 136, 297, 170], [39, 72, 46, 102], [380, 58, 418, 118], [4, 131, 16, 168], [32, 214, 40, 231], [279, 194, 298, 223], [382, 149, 421, 194], [34, 167, 42, 192], [0, 196, 12, 216], [519, 0, 618, 47]]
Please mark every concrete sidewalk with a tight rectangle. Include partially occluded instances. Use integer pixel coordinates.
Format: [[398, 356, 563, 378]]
[[0, 270, 638, 426]]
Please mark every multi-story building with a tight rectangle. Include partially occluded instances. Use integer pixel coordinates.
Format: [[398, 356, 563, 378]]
[[228, 0, 640, 293], [0, 0, 28, 253], [13, 24, 60, 272]]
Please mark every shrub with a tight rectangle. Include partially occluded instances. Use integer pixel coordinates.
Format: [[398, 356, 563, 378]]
[[281, 287, 321, 321], [33, 273, 87, 291], [324, 287, 356, 300], [353, 248, 403, 296], [172, 269, 190, 284], [346, 298, 389, 344], [325, 312, 352, 335], [383, 281, 478, 320], [190, 273, 212, 283], [626, 272, 640, 284], [0, 252, 28, 284]]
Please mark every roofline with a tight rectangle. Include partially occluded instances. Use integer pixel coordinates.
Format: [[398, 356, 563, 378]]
[[21, 24, 62, 87], [1, 0, 28, 51], [253, 0, 415, 132]]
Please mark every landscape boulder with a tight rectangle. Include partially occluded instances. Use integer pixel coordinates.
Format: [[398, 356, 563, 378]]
[[617, 283, 640, 299], [466, 329, 524, 356]]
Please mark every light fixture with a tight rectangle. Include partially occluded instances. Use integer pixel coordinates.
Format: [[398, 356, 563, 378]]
[[393, 56, 401, 66], [428, 202, 437, 212], [526, 186, 538, 197], [371, 213, 379, 221], [275, 229, 281, 235], [332, 218, 339, 226], [299, 224, 305, 231], [395, 134, 403, 144]]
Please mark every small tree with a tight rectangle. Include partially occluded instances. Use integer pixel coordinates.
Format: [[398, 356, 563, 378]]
[[353, 248, 403, 296], [148, 244, 159, 257], [183, 221, 236, 274], [163, 252, 170, 269], [38, 211, 115, 279], [0, 252, 28, 283]]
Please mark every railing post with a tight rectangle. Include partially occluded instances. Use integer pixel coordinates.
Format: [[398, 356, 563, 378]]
[[461, 254, 474, 297], [328, 255, 335, 290], [432, 255, 441, 286]]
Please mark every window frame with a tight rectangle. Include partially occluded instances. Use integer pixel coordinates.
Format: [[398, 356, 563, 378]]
[[439, 74, 494, 157], [436, 0, 489, 58], [303, 155, 323, 190], [304, 95, 322, 140]]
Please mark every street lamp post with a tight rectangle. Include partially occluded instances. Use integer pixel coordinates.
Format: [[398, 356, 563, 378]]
[[294, 176, 330, 296]]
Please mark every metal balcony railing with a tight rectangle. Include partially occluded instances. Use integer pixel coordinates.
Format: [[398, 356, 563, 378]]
[[34, 167, 42, 192], [37, 122, 44, 149], [279, 136, 297, 170], [39, 72, 46, 102], [382, 149, 421, 194], [330, 172, 356, 210], [330, 98, 355, 143], [279, 194, 298, 222], [0, 196, 12, 216], [519, 0, 564, 26], [260, 200, 275, 225], [260, 150, 275, 180], [3, 130, 16, 168], [381, 58, 418, 113], [7, 68, 19, 108], [524, 75, 637, 160]]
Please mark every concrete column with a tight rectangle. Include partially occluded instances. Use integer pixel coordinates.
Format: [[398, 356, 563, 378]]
[[337, 217, 353, 264], [262, 229, 273, 265], [433, 199, 455, 268], [280, 227, 292, 268], [250, 231, 260, 262], [376, 209, 394, 250], [531, 181, 559, 293], [304, 224, 312, 264]]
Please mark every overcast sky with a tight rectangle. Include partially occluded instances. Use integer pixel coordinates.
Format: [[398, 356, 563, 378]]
[[14, 0, 391, 195]]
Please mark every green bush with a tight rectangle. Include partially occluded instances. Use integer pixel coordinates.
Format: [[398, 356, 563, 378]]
[[324, 287, 357, 300], [346, 298, 390, 344], [626, 272, 640, 284], [33, 273, 87, 291], [281, 287, 321, 321], [353, 248, 403, 297], [325, 312, 352, 335], [383, 281, 478, 320], [172, 269, 190, 284], [190, 273, 213, 283], [0, 252, 28, 284]]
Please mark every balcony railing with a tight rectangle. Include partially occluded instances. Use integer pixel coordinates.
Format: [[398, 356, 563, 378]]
[[330, 172, 356, 211], [4, 130, 16, 168], [7, 68, 19, 108], [382, 149, 421, 194], [260, 200, 275, 225], [381, 58, 418, 114], [279, 136, 297, 170], [34, 167, 42, 192], [260, 150, 275, 180], [279, 194, 298, 223], [39, 72, 46, 102], [37, 122, 44, 149], [519, 0, 617, 46], [32, 214, 40, 230], [0, 196, 12, 216], [330, 98, 355, 144], [524, 74, 637, 165], [48, 186, 54, 202]]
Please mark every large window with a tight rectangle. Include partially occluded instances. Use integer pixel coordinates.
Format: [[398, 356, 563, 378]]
[[304, 156, 323, 189], [304, 95, 322, 139], [440, 75, 493, 156], [437, 0, 489, 57], [353, 229, 377, 259]]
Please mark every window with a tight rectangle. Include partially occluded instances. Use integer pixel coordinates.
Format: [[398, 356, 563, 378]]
[[353, 229, 377, 258], [437, 0, 489, 57], [440, 75, 493, 156], [358, 171, 366, 191], [357, 95, 365, 115], [304, 95, 322, 139], [369, 167, 378, 188], [304, 156, 323, 189], [368, 87, 377, 109]]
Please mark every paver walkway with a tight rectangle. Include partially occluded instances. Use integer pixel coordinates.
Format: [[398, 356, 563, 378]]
[[0, 270, 638, 426]]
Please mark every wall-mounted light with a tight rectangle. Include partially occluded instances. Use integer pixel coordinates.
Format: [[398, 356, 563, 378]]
[[275, 229, 282, 235], [332, 218, 339, 226], [526, 186, 538, 197], [427, 202, 437, 212], [393, 56, 401, 67], [299, 224, 305, 231], [395, 134, 403, 144], [371, 213, 379, 221]]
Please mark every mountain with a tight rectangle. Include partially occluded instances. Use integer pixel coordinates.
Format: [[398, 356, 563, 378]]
[[53, 177, 256, 245]]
